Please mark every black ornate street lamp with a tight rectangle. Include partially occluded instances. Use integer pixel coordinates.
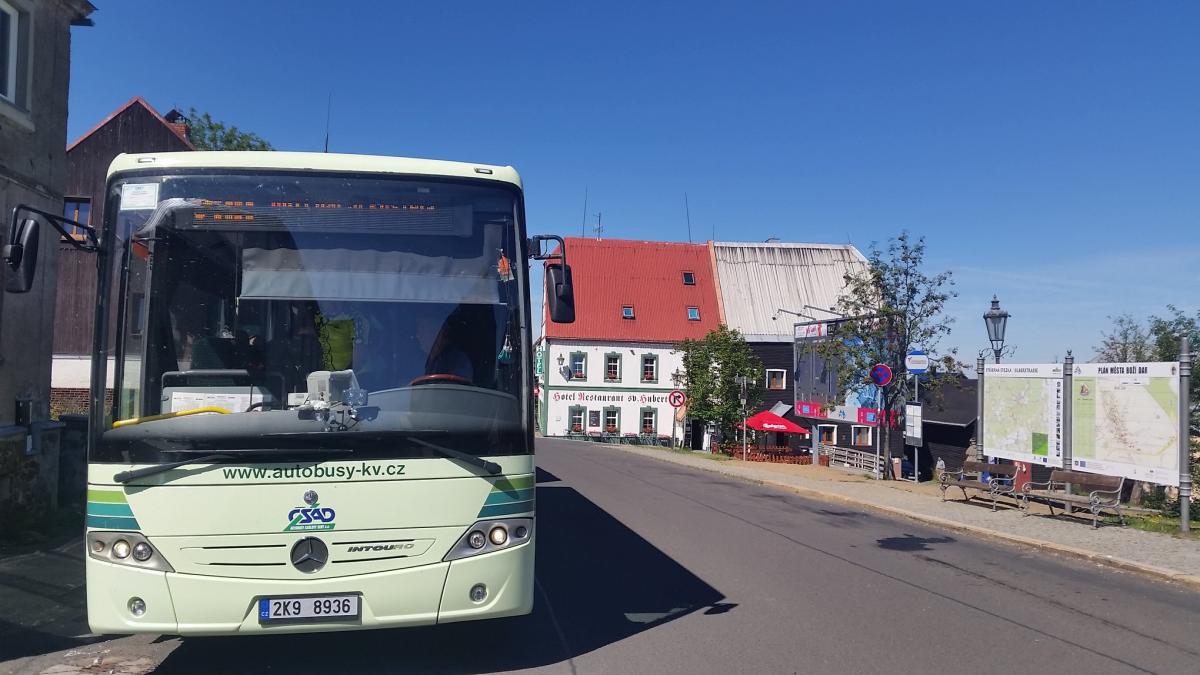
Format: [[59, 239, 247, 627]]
[[983, 296, 1010, 364]]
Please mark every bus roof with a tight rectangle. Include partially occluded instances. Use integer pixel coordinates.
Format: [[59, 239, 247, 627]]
[[107, 151, 523, 189]]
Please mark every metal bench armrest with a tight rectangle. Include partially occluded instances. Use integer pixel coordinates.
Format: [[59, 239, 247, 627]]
[[1022, 479, 1053, 493]]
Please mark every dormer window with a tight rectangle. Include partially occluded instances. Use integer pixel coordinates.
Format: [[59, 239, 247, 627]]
[[622, 306, 635, 319], [682, 271, 696, 285]]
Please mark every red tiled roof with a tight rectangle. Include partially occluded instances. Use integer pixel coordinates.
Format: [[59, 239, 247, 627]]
[[67, 96, 195, 152], [545, 237, 723, 343]]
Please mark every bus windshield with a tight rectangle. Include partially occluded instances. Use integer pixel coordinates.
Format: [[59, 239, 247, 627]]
[[97, 172, 528, 463]]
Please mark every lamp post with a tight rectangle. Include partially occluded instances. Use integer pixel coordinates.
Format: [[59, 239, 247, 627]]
[[734, 375, 748, 461], [671, 368, 684, 449], [983, 296, 1010, 364]]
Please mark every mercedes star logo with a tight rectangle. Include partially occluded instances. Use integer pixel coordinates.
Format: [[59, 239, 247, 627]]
[[303, 490, 319, 505], [290, 537, 329, 573]]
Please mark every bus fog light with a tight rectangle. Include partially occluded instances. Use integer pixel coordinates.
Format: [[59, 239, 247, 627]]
[[112, 540, 131, 559], [514, 526, 528, 539], [90, 539, 105, 554], [128, 597, 146, 617], [469, 584, 487, 603], [489, 526, 508, 546], [132, 542, 153, 561], [467, 530, 486, 549]]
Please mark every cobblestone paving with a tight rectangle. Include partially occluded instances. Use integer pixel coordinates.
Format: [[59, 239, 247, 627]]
[[606, 443, 1200, 583]]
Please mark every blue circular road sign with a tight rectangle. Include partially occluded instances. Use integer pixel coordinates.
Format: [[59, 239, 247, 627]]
[[870, 363, 893, 387]]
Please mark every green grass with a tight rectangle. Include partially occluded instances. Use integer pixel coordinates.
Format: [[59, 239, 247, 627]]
[[1101, 512, 1200, 538]]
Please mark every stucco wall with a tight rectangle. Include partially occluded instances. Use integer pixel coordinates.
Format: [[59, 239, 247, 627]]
[[0, 0, 87, 512], [540, 340, 684, 438]]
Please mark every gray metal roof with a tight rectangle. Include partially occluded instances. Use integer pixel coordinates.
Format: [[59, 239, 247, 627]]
[[712, 241, 869, 342]]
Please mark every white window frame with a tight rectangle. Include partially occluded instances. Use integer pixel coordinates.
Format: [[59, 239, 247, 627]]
[[765, 368, 786, 390], [686, 307, 700, 321], [604, 353, 621, 382], [622, 305, 635, 319], [0, 0, 19, 105], [817, 424, 837, 445], [851, 425, 873, 447]]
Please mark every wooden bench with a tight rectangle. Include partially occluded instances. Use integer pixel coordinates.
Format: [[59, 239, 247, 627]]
[[939, 461, 1019, 511], [1021, 470, 1125, 528]]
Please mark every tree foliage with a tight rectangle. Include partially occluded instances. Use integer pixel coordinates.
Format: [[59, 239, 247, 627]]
[[815, 232, 959, 456], [1096, 305, 1199, 426], [677, 325, 763, 441], [1094, 313, 1152, 362], [184, 107, 273, 151]]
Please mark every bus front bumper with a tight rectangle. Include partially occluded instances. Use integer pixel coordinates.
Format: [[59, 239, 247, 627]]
[[86, 541, 534, 635]]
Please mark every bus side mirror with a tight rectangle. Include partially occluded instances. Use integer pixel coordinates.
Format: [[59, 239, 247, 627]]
[[546, 263, 575, 324], [3, 218, 40, 294]]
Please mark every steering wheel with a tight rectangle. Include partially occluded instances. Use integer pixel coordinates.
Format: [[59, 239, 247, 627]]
[[410, 373, 471, 386]]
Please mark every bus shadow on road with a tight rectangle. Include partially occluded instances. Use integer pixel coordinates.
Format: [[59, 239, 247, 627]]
[[156, 471, 729, 674]]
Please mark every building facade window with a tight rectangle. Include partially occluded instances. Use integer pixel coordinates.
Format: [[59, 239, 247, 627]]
[[622, 306, 635, 319], [603, 407, 620, 433], [569, 406, 586, 433], [641, 407, 657, 434], [682, 271, 695, 285], [604, 353, 621, 381], [0, 0, 28, 109], [817, 425, 837, 444], [569, 352, 586, 379], [686, 307, 700, 321], [765, 368, 786, 390], [63, 197, 91, 238], [851, 426, 872, 446], [641, 354, 658, 383]]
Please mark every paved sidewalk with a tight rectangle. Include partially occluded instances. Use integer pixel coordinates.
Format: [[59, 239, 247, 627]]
[[602, 442, 1200, 588]]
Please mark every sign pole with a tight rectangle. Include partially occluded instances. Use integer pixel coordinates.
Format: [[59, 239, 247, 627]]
[[1062, 351, 1074, 514], [1180, 336, 1191, 533], [913, 375, 919, 482], [976, 356, 986, 463]]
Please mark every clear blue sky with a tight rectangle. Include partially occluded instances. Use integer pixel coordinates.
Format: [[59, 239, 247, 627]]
[[67, 1, 1199, 363]]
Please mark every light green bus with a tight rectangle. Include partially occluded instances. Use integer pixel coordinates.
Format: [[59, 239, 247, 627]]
[[4, 151, 575, 635]]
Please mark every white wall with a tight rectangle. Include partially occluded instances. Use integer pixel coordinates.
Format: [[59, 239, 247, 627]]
[[541, 340, 683, 438]]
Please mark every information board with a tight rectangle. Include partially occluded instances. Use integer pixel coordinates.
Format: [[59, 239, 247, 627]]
[[1071, 362, 1180, 486], [982, 364, 1064, 467]]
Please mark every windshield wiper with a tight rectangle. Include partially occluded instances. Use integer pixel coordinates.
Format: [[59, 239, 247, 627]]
[[113, 448, 353, 484], [408, 438, 501, 475]]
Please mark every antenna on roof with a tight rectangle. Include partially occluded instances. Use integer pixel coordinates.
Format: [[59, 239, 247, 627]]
[[581, 187, 588, 238], [593, 212, 603, 240], [684, 193, 692, 243], [323, 93, 332, 153]]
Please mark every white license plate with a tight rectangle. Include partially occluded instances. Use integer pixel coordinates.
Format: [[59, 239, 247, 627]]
[[258, 595, 360, 623]]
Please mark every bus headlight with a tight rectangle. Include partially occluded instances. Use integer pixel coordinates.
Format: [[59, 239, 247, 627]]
[[87, 532, 174, 572], [132, 542, 153, 561], [444, 518, 532, 561]]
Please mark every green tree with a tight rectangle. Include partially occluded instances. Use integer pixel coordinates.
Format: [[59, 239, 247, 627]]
[[184, 107, 273, 151], [815, 232, 959, 462], [1094, 313, 1153, 363], [677, 325, 763, 444]]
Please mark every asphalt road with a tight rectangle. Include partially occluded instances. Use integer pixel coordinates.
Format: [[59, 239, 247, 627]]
[[8, 438, 1200, 674]]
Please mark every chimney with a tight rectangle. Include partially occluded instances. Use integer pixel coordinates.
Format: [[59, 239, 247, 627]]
[[164, 109, 192, 146]]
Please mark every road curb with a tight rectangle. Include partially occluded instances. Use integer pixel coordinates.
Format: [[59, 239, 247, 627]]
[[589, 441, 1200, 592]]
